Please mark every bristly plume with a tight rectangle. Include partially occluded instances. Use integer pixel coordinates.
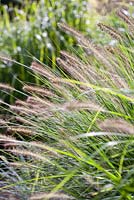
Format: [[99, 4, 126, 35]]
[[117, 9, 134, 27], [98, 23, 123, 41]]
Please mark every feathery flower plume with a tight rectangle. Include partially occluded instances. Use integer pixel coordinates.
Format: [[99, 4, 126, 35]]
[[63, 100, 104, 112], [4, 142, 20, 148], [99, 119, 134, 134], [28, 141, 59, 156], [0, 83, 14, 91], [51, 82, 73, 100], [15, 99, 48, 111], [105, 45, 115, 54], [60, 51, 84, 72], [98, 23, 123, 41], [23, 85, 55, 98], [8, 148, 50, 162], [0, 134, 17, 142], [31, 61, 55, 80], [15, 116, 35, 126], [26, 96, 54, 108], [60, 51, 81, 65], [58, 23, 88, 49], [26, 96, 44, 105], [10, 105, 37, 115], [60, 52, 99, 84], [116, 9, 134, 37], [8, 162, 36, 169], [0, 99, 5, 104], [58, 22, 82, 38], [15, 100, 29, 107], [56, 57, 87, 82], [60, 51, 94, 80], [117, 9, 134, 27], [2, 139, 59, 156], [7, 127, 37, 136], [0, 119, 8, 125], [30, 192, 72, 200], [58, 23, 113, 68]]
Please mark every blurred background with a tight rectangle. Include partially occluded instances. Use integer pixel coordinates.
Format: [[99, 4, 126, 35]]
[[0, 0, 133, 92], [0, 0, 90, 88]]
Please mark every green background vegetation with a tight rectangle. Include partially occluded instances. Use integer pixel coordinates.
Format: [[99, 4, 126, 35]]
[[0, 0, 90, 87]]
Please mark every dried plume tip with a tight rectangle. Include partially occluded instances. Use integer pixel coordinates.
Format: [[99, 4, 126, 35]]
[[98, 23, 123, 41]]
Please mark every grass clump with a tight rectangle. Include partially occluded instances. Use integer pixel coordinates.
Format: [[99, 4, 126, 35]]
[[1, 6, 134, 200]]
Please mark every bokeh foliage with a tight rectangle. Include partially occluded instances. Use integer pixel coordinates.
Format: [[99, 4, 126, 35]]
[[0, 0, 89, 87]]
